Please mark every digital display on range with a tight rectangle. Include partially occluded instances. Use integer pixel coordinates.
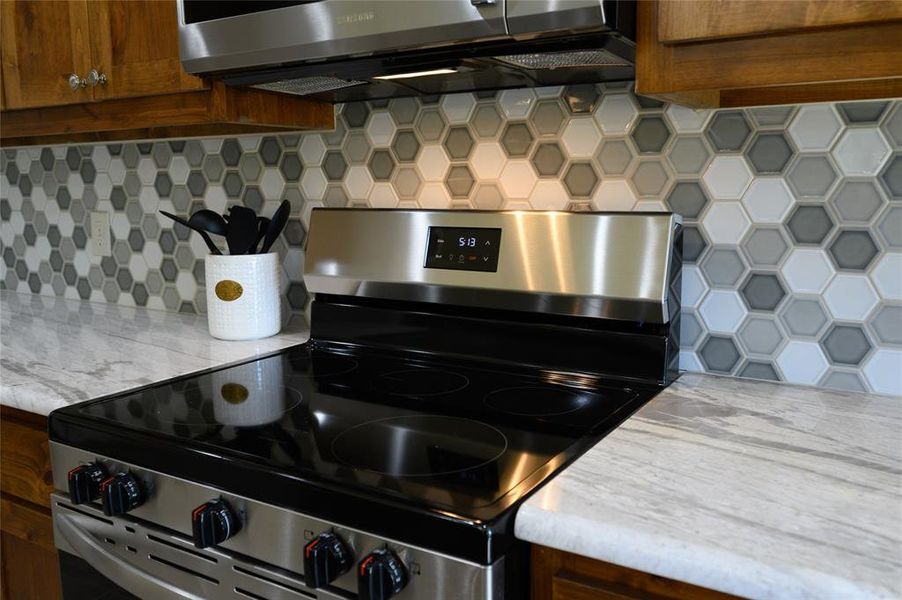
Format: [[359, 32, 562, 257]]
[[424, 227, 502, 272]]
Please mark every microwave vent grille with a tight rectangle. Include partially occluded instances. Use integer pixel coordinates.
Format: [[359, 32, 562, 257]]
[[252, 76, 367, 96], [494, 49, 629, 70]]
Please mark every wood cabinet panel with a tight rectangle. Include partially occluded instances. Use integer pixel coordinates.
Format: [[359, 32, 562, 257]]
[[0, 81, 334, 146], [637, 0, 902, 108], [0, 496, 56, 552], [0, 407, 62, 600], [0, 531, 63, 600], [0, 0, 331, 143], [0, 0, 94, 109], [0, 409, 54, 509], [659, 0, 902, 44], [532, 545, 737, 600], [87, 0, 206, 101]]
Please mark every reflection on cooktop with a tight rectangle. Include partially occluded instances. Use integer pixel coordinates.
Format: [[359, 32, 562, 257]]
[[330, 415, 507, 477], [372, 369, 470, 397], [485, 386, 593, 417]]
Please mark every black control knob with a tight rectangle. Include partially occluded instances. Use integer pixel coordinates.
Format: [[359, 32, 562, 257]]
[[358, 548, 407, 600], [304, 532, 351, 589], [191, 499, 240, 549], [67, 462, 106, 504], [100, 472, 144, 516]]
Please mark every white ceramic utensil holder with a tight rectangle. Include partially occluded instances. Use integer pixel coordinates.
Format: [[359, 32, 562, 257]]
[[205, 252, 281, 340]]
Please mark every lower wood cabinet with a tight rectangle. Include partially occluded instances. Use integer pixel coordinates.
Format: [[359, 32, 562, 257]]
[[531, 545, 736, 600], [0, 406, 62, 600]]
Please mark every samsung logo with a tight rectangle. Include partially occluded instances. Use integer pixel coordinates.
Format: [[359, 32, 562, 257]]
[[337, 11, 374, 25]]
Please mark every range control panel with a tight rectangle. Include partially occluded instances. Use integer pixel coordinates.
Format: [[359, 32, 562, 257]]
[[424, 227, 502, 272]]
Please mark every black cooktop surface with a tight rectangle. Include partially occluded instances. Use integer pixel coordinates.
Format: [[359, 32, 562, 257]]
[[59, 343, 649, 520]]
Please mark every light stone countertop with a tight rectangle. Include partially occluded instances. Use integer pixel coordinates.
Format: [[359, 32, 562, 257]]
[[2, 291, 899, 598], [0, 291, 308, 415], [515, 372, 902, 599]]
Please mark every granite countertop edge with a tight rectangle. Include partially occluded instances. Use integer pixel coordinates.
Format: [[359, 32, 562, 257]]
[[0, 290, 309, 416], [514, 372, 901, 599]]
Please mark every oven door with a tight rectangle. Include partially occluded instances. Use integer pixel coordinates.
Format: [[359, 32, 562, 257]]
[[177, 0, 507, 75], [52, 494, 339, 600]]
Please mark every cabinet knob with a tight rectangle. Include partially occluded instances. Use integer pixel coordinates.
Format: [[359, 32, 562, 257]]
[[88, 69, 108, 87], [68, 73, 87, 91]]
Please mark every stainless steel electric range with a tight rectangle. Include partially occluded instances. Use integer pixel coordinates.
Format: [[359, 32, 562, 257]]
[[49, 209, 682, 600]]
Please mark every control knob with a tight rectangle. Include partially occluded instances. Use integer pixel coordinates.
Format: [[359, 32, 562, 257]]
[[67, 462, 106, 504], [358, 548, 407, 600], [303, 532, 351, 588], [191, 499, 240, 549], [100, 472, 144, 516]]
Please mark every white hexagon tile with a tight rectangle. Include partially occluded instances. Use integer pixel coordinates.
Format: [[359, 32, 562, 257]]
[[2, 89, 901, 395]]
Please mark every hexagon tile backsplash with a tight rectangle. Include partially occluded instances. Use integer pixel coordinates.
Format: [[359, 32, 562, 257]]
[[1, 85, 901, 395]]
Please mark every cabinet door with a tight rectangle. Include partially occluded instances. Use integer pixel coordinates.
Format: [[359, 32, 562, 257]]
[[87, 0, 205, 101], [0, 0, 94, 109], [658, 0, 902, 44], [0, 498, 63, 600]]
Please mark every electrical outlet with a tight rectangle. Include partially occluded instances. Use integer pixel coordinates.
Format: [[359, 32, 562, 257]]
[[90, 211, 111, 257]]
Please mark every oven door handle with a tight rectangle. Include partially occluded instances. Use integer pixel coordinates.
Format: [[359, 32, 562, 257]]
[[56, 512, 203, 600]]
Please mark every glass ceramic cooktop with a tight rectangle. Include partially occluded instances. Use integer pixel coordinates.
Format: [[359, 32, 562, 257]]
[[76, 344, 640, 512]]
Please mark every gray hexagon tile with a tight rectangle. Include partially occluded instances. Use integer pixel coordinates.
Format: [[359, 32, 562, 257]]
[[701, 247, 747, 287], [739, 317, 785, 356], [879, 153, 902, 199], [595, 138, 636, 176], [740, 272, 787, 311], [699, 335, 741, 373], [877, 205, 902, 248], [667, 137, 711, 175], [2, 93, 901, 394], [562, 85, 599, 114], [786, 205, 835, 245], [828, 229, 879, 271], [747, 133, 794, 175], [705, 110, 751, 152], [531, 100, 566, 136], [666, 181, 709, 220], [739, 361, 780, 381], [742, 227, 790, 268], [837, 101, 889, 124], [531, 143, 566, 178], [631, 115, 672, 154], [821, 324, 873, 366], [563, 162, 598, 198]]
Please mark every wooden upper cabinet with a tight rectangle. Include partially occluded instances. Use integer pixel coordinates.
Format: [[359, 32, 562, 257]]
[[0, 0, 332, 145], [637, 0, 902, 108], [87, 0, 205, 101], [0, 1, 94, 109], [658, 0, 902, 43]]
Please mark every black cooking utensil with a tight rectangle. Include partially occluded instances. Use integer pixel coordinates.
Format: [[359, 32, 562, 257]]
[[252, 217, 270, 255], [226, 205, 259, 255], [159, 210, 221, 255], [260, 200, 291, 254], [188, 209, 228, 237]]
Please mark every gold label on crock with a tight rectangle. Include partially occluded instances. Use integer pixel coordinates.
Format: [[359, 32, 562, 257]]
[[215, 280, 243, 301], [221, 383, 249, 404]]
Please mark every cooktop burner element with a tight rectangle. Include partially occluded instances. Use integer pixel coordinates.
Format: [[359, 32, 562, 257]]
[[330, 415, 507, 477], [485, 386, 593, 417], [372, 369, 470, 397]]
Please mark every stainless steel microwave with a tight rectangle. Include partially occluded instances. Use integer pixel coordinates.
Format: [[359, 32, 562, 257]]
[[177, 0, 636, 102]]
